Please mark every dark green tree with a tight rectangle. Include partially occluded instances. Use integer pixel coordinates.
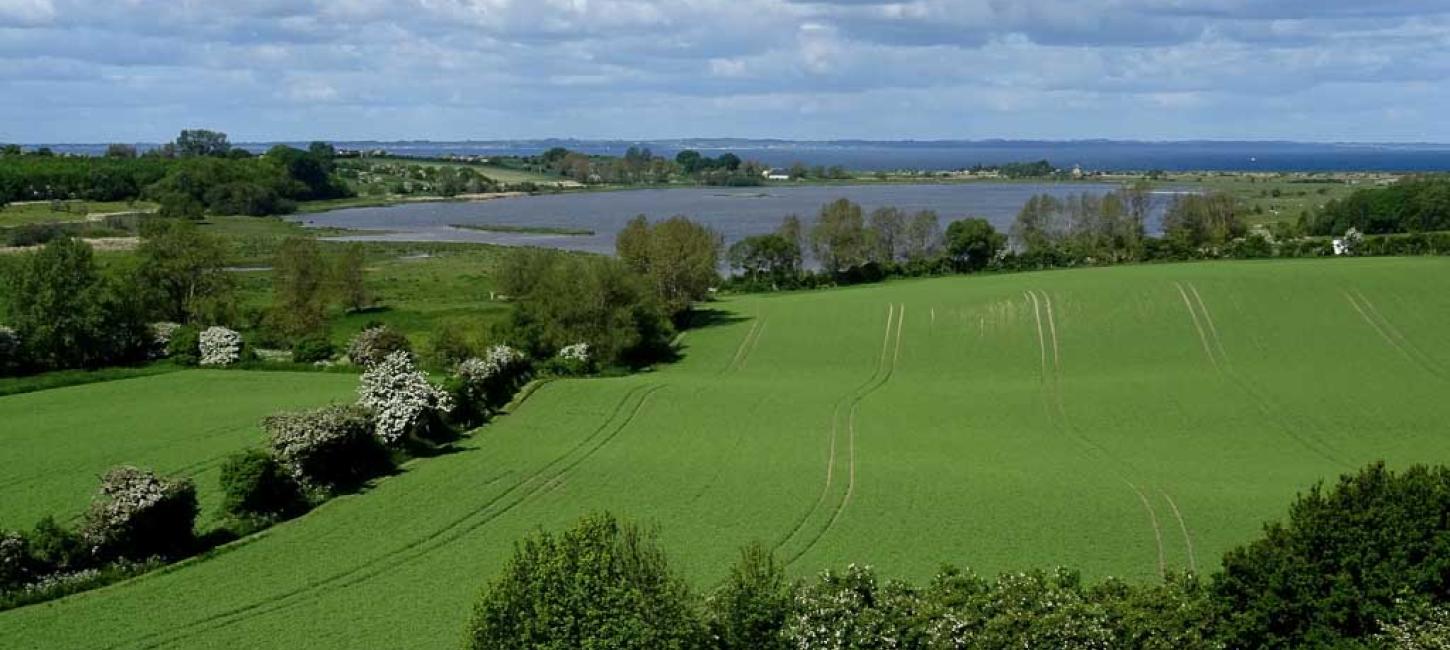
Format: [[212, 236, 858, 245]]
[[465, 512, 702, 650], [707, 542, 793, 650], [135, 218, 236, 323], [944, 217, 1006, 271]]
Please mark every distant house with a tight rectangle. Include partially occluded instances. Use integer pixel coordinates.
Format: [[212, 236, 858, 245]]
[[763, 168, 791, 181]]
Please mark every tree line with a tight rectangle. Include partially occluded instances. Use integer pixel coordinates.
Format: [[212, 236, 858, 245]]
[[462, 461, 1450, 649], [1302, 175, 1450, 236], [0, 130, 352, 218]]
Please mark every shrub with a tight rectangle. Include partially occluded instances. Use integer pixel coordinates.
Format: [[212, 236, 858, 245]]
[[1214, 462, 1450, 647], [346, 325, 410, 368], [428, 323, 475, 368], [465, 512, 702, 650], [706, 542, 792, 650], [1378, 603, 1450, 650], [26, 516, 83, 574], [453, 345, 529, 421], [218, 449, 307, 523], [198, 325, 242, 366], [1, 531, 31, 591], [291, 335, 335, 364], [0, 325, 20, 375], [356, 351, 452, 445], [149, 322, 180, 358], [78, 466, 198, 563], [552, 342, 594, 376], [784, 564, 927, 649], [167, 324, 201, 365], [263, 404, 389, 492]]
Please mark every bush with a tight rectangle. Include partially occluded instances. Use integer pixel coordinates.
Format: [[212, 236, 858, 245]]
[[264, 404, 390, 492], [26, 516, 83, 574], [706, 543, 792, 650], [465, 512, 702, 650], [0, 325, 20, 375], [148, 322, 180, 358], [785, 564, 927, 649], [356, 351, 453, 445], [78, 466, 198, 563], [167, 324, 201, 365], [452, 345, 530, 422], [428, 323, 475, 368], [1214, 462, 1450, 647], [346, 325, 411, 368], [291, 335, 336, 364], [199, 325, 242, 366], [218, 449, 307, 524], [0, 531, 31, 591]]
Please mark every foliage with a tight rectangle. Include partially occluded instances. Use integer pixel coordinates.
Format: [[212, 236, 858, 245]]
[[615, 215, 722, 319], [452, 345, 530, 420], [1162, 192, 1246, 249], [167, 324, 202, 365], [1214, 462, 1450, 648], [356, 350, 453, 445], [198, 326, 242, 366], [264, 404, 390, 491], [331, 242, 370, 312], [464, 512, 703, 650], [346, 324, 412, 368], [1305, 176, 1450, 235], [811, 198, 870, 274], [270, 236, 329, 340], [4, 236, 149, 371], [78, 466, 198, 563], [706, 542, 793, 650], [0, 531, 30, 590], [498, 248, 672, 367], [291, 334, 336, 363], [0, 325, 19, 375], [148, 322, 180, 358], [135, 218, 236, 323], [943, 217, 1006, 271], [1378, 604, 1450, 650], [218, 449, 307, 523]]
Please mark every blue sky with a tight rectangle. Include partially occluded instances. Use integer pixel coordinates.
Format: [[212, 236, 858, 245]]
[[2, 0, 1448, 143]]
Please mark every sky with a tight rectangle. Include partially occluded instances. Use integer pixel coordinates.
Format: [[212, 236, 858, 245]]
[[2, 0, 1449, 143]]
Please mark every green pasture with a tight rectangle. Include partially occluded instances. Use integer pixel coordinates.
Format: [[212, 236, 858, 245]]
[[0, 370, 357, 530], [5, 257, 1450, 648], [0, 200, 156, 228]]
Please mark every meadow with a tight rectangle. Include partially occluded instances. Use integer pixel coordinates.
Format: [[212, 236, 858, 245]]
[[0, 370, 357, 529], [3, 257, 1449, 648]]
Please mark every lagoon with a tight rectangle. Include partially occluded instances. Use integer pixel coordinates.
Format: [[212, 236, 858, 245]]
[[293, 182, 1180, 254]]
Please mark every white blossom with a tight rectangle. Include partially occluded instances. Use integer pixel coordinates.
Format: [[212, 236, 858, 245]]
[[346, 326, 409, 368], [1343, 227, 1365, 256], [149, 322, 180, 351], [199, 326, 242, 366], [456, 345, 525, 383], [264, 405, 374, 484], [357, 351, 452, 444], [558, 342, 590, 363], [79, 466, 193, 557]]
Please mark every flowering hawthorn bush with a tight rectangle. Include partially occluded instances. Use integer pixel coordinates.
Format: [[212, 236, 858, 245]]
[[1, 531, 30, 589], [198, 326, 242, 366], [346, 325, 411, 368], [263, 404, 386, 491], [556, 342, 594, 374], [78, 466, 198, 562], [451, 345, 530, 425], [149, 322, 180, 357], [358, 350, 453, 444]]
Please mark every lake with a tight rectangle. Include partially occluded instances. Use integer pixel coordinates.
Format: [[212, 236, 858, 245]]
[[293, 182, 1183, 254]]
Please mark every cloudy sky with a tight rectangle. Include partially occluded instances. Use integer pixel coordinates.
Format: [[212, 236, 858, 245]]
[[2, 0, 1449, 143]]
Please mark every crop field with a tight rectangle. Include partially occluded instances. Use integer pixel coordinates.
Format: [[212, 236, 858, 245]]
[[0, 370, 357, 529], [5, 257, 1450, 648]]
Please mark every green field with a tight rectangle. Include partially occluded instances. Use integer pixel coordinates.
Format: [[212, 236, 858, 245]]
[[4, 257, 1450, 648], [0, 200, 157, 228], [0, 370, 357, 529]]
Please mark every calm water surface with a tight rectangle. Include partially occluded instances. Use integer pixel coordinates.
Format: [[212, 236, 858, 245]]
[[293, 183, 1182, 254]]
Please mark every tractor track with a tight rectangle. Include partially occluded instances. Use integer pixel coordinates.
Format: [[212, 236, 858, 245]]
[[118, 383, 663, 650]]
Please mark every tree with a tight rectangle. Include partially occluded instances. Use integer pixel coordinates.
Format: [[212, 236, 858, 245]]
[[1163, 192, 1244, 249], [135, 218, 236, 324], [465, 512, 703, 650], [1215, 462, 1450, 648], [707, 543, 793, 650], [614, 215, 722, 319], [728, 234, 800, 286], [104, 144, 137, 159], [810, 198, 869, 274], [903, 209, 942, 261], [616, 214, 652, 274], [174, 129, 231, 158], [944, 217, 1005, 271], [675, 150, 704, 174], [6, 237, 147, 370], [867, 207, 905, 264], [269, 237, 329, 340], [1011, 194, 1065, 254], [331, 243, 370, 312]]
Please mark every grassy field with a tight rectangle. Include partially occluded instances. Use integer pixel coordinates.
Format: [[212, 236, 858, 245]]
[[4, 257, 1450, 648], [0, 370, 357, 529], [0, 200, 157, 228]]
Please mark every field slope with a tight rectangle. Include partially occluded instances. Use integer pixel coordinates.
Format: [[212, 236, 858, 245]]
[[0, 370, 358, 528], [5, 257, 1450, 648]]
